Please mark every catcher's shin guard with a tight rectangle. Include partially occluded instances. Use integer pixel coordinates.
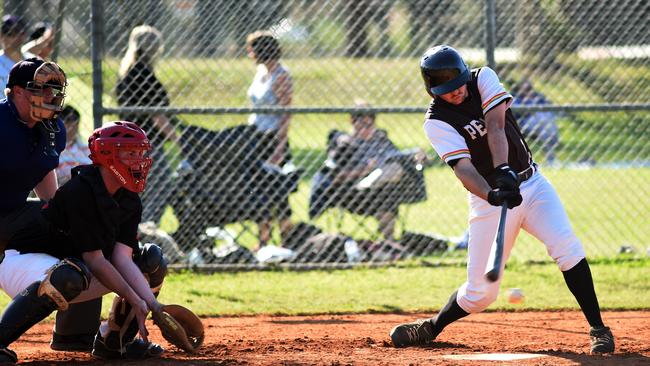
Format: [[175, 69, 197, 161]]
[[0, 259, 89, 347], [103, 243, 168, 350], [52, 298, 102, 352]]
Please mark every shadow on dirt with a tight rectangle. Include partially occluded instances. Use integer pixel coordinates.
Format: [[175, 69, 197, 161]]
[[22, 359, 243, 366], [545, 351, 650, 366], [269, 318, 358, 325]]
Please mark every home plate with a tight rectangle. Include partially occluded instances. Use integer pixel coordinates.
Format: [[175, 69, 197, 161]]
[[443, 353, 547, 361]]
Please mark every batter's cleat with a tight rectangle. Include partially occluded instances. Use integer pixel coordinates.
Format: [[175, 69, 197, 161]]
[[91, 335, 164, 360], [390, 318, 436, 347], [50, 332, 94, 352], [590, 326, 615, 354], [0, 346, 17, 364]]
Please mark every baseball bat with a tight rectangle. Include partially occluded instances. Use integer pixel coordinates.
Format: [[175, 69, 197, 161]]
[[485, 202, 508, 282]]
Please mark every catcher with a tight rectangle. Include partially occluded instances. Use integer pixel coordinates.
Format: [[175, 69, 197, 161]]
[[0, 121, 201, 363]]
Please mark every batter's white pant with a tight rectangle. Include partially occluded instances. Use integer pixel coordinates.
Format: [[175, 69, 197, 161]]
[[456, 170, 586, 313], [0, 250, 110, 303]]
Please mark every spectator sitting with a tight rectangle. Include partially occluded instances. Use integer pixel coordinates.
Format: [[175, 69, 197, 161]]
[[21, 21, 55, 60], [310, 100, 427, 241], [55, 106, 91, 185], [511, 79, 560, 164], [0, 15, 33, 87]]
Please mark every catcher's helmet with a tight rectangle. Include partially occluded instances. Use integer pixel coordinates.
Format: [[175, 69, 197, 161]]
[[88, 121, 152, 193], [420, 45, 470, 97]]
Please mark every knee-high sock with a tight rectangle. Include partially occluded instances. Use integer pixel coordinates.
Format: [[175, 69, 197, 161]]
[[562, 258, 604, 328], [430, 291, 469, 337]]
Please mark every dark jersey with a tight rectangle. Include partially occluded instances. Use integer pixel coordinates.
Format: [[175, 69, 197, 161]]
[[423, 67, 533, 188], [8, 165, 141, 259], [0, 97, 66, 216], [115, 61, 170, 144]]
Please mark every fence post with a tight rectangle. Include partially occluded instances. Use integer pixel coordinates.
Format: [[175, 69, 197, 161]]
[[90, 0, 104, 129], [51, 0, 66, 62], [484, 0, 497, 70]]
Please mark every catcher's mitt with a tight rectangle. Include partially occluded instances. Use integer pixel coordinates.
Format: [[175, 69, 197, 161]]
[[152, 304, 204, 353]]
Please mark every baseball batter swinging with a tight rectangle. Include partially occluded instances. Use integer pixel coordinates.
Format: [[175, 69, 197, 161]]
[[0, 121, 168, 363], [389, 45, 614, 354]]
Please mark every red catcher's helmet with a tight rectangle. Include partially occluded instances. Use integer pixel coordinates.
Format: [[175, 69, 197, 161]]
[[88, 121, 152, 193]]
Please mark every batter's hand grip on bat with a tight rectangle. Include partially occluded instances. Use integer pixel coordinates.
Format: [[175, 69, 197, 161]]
[[485, 202, 508, 282]]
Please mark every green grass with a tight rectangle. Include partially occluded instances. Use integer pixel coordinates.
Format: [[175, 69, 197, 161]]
[[3, 258, 646, 318], [158, 165, 650, 261]]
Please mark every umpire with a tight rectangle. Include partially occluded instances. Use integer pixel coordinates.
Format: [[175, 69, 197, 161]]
[[0, 58, 99, 351]]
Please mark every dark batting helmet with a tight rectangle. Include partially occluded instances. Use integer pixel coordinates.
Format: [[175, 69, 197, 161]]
[[420, 45, 470, 97], [88, 121, 152, 193]]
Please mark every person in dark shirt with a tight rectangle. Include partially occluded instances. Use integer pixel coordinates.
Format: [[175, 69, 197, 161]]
[[115, 25, 178, 224], [0, 121, 168, 363], [0, 58, 66, 228]]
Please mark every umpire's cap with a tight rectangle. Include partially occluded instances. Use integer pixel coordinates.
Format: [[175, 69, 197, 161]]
[[420, 45, 470, 97], [6, 57, 46, 88]]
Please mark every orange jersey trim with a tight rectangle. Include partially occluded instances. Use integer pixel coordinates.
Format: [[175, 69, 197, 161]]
[[442, 149, 470, 161], [481, 91, 507, 110]]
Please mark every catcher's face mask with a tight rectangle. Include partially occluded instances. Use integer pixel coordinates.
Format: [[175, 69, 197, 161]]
[[25, 62, 67, 121], [88, 121, 153, 193]]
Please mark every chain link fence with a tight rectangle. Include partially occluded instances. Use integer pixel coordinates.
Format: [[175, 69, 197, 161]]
[[4, 0, 649, 268]]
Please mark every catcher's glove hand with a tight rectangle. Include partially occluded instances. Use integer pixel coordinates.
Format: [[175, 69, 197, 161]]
[[152, 304, 204, 353]]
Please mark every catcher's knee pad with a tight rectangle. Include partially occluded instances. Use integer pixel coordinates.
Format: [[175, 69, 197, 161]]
[[38, 258, 91, 311], [135, 243, 168, 291], [457, 283, 499, 313]]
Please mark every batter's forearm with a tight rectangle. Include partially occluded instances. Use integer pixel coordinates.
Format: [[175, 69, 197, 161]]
[[487, 131, 508, 167], [484, 103, 509, 167], [453, 158, 492, 200]]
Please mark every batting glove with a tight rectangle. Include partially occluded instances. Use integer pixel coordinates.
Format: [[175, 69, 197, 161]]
[[494, 163, 519, 190], [488, 189, 522, 209]]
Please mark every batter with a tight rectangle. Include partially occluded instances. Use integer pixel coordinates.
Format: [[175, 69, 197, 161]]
[[389, 45, 614, 355]]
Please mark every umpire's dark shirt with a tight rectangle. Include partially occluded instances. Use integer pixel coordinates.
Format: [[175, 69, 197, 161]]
[[0, 97, 66, 216], [8, 165, 142, 260]]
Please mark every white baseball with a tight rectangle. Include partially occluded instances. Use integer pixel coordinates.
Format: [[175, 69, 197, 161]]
[[507, 288, 525, 304]]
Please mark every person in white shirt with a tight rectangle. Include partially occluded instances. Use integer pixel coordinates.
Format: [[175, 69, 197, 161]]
[[56, 106, 91, 185], [246, 30, 295, 249], [0, 15, 33, 87]]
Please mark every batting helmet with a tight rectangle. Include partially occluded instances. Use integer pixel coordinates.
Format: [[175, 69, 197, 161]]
[[88, 121, 152, 193], [420, 45, 470, 97]]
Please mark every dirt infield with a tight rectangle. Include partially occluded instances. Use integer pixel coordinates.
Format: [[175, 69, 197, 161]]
[[13, 310, 650, 365]]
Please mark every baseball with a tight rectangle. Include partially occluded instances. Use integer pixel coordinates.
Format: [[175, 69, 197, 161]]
[[507, 288, 525, 304]]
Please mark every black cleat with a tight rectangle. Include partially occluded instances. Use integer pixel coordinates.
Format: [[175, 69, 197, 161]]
[[50, 332, 94, 352], [590, 326, 615, 354], [0, 346, 17, 364], [389, 318, 436, 347], [91, 334, 164, 360]]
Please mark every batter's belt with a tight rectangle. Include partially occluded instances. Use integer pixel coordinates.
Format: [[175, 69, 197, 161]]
[[518, 163, 538, 183]]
